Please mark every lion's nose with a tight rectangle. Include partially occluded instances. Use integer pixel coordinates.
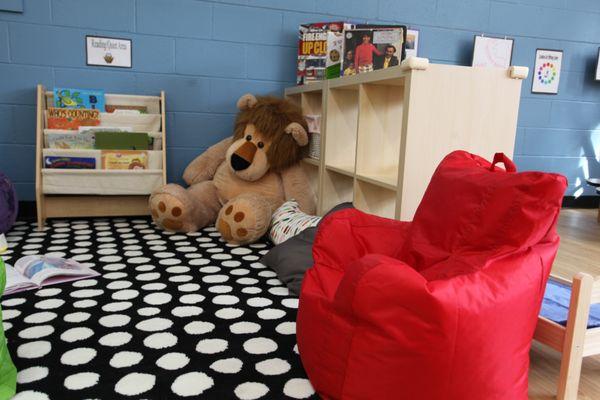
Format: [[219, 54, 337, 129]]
[[231, 141, 257, 171]]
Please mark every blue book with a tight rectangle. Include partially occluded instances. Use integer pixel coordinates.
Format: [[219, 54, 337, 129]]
[[53, 87, 106, 111], [44, 156, 96, 169]]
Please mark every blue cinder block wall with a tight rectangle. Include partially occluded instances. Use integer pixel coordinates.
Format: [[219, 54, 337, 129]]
[[0, 0, 599, 201]]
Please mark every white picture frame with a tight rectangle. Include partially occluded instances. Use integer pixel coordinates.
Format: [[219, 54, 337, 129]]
[[86, 35, 132, 69], [472, 35, 514, 68], [532, 48, 562, 95], [405, 29, 419, 59]]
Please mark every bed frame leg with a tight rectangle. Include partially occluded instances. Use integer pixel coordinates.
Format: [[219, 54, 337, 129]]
[[556, 273, 593, 400]]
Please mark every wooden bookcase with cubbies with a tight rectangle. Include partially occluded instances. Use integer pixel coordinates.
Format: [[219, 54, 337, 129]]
[[285, 57, 529, 220], [35, 85, 167, 228]]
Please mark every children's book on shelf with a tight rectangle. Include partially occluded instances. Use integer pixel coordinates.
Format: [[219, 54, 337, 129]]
[[102, 150, 148, 170], [44, 156, 96, 169], [53, 87, 106, 110], [343, 24, 406, 75], [47, 108, 100, 130], [95, 131, 150, 150], [78, 126, 133, 134], [297, 21, 355, 84], [3, 255, 100, 296], [45, 131, 95, 149], [105, 105, 148, 114]]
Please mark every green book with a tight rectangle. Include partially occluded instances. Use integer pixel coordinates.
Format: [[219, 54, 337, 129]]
[[94, 131, 150, 150]]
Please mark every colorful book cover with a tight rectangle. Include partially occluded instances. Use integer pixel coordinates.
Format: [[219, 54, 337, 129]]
[[46, 133, 95, 149], [102, 150, 148, 170], [47, 108, 100, 130], [53, 87, 106, 110], [44, 156, 96, 169], [342, 25, 406, 76]]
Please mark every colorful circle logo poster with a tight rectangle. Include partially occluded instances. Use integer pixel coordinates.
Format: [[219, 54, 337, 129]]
[[532, 49, 562, 94]]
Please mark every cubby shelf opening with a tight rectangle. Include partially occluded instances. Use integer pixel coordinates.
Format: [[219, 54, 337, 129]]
[[321, 169, 354, 213], [324, 88, 358, 175], [354, 179, 397, 220]]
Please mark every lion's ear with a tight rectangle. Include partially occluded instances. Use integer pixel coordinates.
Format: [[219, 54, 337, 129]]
[[236, 93, 258, 110], [284, 122, 308, 146]]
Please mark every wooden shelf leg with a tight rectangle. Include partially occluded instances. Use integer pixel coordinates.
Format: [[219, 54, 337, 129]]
[[556, 273, 593, 400]]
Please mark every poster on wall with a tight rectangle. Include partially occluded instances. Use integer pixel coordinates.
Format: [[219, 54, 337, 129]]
[[86, 36, 132, 68], [596, 48, 600, 81], [532, 49, 562, 94], [472, 35, 513, 68], [405, 29, 419, 58]]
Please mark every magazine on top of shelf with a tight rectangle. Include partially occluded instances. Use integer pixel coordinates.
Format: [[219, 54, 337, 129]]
[[3, 255, 100, 296], [47, 108, 100, 130], [53, 87, 106, 111], [342, 24, 407, 75]]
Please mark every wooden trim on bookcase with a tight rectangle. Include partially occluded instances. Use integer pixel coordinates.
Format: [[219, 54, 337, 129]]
[[160, 90, 167, 185], [35, 84, 46, 229]]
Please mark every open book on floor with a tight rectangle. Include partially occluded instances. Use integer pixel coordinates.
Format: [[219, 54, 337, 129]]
[[3, 255, 99, 296]]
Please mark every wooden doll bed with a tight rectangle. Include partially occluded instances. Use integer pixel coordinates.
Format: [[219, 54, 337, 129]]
[[534, 273, 600, 400]]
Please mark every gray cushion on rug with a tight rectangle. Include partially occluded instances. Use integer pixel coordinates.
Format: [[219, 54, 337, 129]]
[[261, 202, 353, 296]]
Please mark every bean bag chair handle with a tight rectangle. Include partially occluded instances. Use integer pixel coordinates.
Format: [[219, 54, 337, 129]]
[[490, 152, 516, 172]]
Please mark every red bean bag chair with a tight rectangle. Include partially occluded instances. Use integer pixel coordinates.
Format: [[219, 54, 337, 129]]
[[297, 151, 567, 400]]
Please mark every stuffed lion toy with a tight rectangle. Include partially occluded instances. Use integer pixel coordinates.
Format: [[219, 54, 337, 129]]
[[150, 93, 316, 245]]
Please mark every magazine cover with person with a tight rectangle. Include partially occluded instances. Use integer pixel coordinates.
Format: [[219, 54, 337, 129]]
[[342, 24, 407, 76]]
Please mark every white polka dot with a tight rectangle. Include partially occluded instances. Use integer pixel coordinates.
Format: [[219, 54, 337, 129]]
[[247, 297, 272, 308], [73, 299, 97, 308], [106, 280, 132, 290], [230, 321, 261, 334], [142, 282, 167, 291], [17, 366, 49, 384], [2, 297, 26, 307], [172, 306, 203, 318], [257, 308, 286, 320], [210, 358, 243, 374], [61, 327, 94, 342], [144, 292, 172, 305], [189, 258, 210, 266], [110, 351, 143, 368], [180, 294, 205, 304], [70, 289, 103, 299], [184, 321, 215, 335], [196, 338, 228, 354], [283, 378, 315, 399], [99, 331, 132, 347], [138, 307, 160, 316], [63, 372, 99, 391], [237, 278, 259, 285], [112, 289, 139, 300], [18, 325, 54, 339], [35, 298, 64, 310], [100, 255, 122, 263], [275, 322, 296, 335], [215, 307, 244, 320], [64, 311, 91, 323], [242, 287, 262, 295], [166, 266, 190, 274], [178, 283, 200, 292], [137, 272, 161, 281], [99, 314, 131, 328], [213, 295, 239, 305], [169, 274, 193, 282], [221, 260, 241, 267], [255, 358, 291, 375], [243, 338, 277, 354], [24, 312, 57, 324], [136, 264, 155, 272], [144, 332, 178, 349], [231, 268, 250, 276], [17, 341, 52, 359], [115, 372, 156, 396], [171, 372, 214, 397], [160, 258, 181, 266], [199, 266, 220, 274], [102, 302, 132, 313], [208, 285, 232, 294], [269, 286, 289, 296], [72, 279, 97, 288], [156, 352, 189, 370], [35, 287, 62, 297], [61, 347, 97, 366], [136, 317, 173, 332], [234, 382, 269, 400], [104, 272, 127, 280], [231, 247, 252, 255], [203, 274, 229, 283], [282, 298, 299, 309]]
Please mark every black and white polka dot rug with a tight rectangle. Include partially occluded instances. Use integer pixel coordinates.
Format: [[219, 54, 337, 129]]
[[1, 218, 317, 399]]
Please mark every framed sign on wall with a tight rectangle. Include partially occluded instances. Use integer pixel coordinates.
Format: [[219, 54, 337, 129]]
[[472, 35, 514, 68], [86, 36, 132, 68], [532, 48, 562, 95], [405, 29, 419, 58], [596, 47, 600, 81]]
